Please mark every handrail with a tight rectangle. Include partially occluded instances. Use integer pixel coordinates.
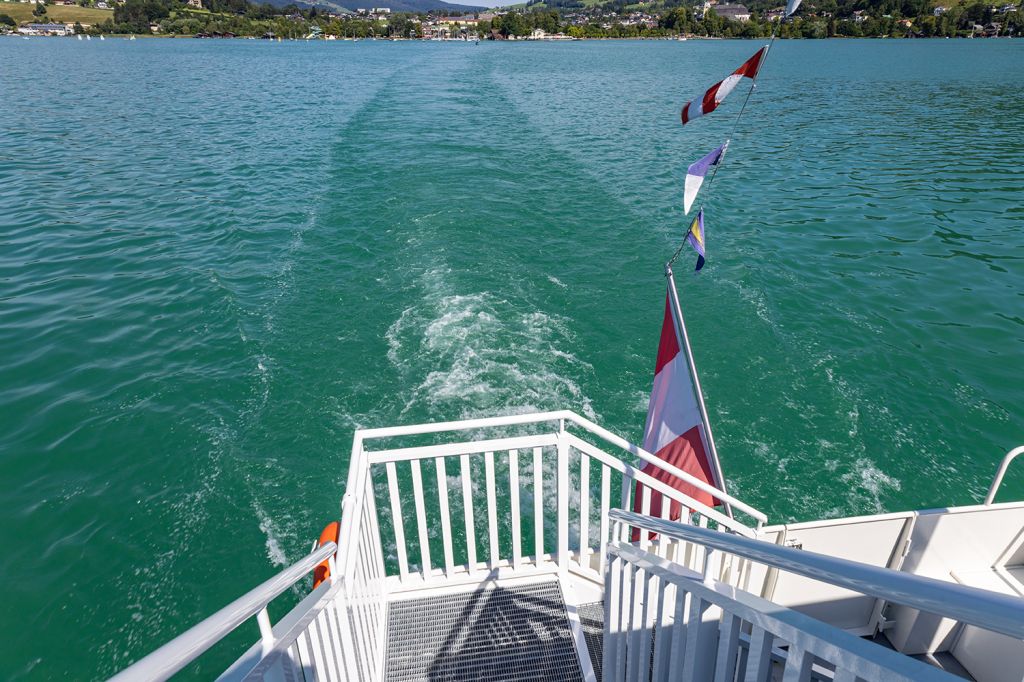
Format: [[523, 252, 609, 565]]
[[985, 445, 1024, 505], [567, 411, 767, 524], [109, 542, 338, 682], [565, 433, 754, 537], [609, 509, 1024, 640], [355, 409, 767, 524]]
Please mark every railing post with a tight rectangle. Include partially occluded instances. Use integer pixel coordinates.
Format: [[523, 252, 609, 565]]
[[256, 606, 274, 657], [702, 548, 719, 585], [557, 421, 569, 576]]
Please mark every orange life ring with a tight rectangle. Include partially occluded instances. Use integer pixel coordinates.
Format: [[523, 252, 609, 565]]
[[312, 521, 340, 589]]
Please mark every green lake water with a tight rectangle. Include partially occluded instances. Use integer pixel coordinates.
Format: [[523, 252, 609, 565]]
[[0, 36, 1022, 679]]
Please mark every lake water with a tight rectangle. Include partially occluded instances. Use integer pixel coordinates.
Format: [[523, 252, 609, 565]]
[[1, 36, 1022, 679]]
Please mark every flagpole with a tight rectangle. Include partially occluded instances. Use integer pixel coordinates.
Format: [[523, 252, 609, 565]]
[[665, 263, 733, 519]]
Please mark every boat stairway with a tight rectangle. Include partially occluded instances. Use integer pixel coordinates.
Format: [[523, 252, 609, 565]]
[[106, 413, 1024, 682]]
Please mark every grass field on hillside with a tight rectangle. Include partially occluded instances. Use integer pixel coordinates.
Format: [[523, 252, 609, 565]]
[[0, 1, 114, 24]]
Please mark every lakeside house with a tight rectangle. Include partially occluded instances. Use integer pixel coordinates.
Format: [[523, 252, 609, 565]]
[[19, 22, 73, 34], [714, 3, 751, 21]]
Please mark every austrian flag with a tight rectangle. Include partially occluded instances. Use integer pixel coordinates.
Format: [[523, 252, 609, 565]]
[[680, 46, 767, 126], [633, 289, 723, 524]]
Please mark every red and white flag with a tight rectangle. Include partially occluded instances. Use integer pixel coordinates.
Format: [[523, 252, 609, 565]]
[[680, 46, 767, 126], [633, 289, 723, 524]]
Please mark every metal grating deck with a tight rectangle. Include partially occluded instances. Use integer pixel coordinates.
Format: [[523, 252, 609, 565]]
[[577, 602, 604, 682], [385, 581, 584, 681]]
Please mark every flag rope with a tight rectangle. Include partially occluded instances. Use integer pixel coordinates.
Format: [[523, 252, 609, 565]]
[[666, 18, 786, 269]]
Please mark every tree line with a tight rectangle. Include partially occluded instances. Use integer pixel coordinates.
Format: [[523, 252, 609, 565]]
[[63, 0, 1023, 39]]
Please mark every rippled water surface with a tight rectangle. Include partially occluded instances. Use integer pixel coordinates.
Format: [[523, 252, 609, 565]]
[[1, 37, 1022, 679]]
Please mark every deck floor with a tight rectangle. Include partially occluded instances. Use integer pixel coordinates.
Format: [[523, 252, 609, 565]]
[[385, 581, 584, 682]]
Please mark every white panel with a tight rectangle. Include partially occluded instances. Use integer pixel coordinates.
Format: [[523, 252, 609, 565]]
[[888, 503, 1024, 654], [771, 516, 910, 632]]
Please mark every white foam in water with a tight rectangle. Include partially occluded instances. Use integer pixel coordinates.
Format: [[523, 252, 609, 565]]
[[547, 275, 568, 289], [842, 458, 901, 513], [252, 498, 289, 567], [386, 270, 598, 422]]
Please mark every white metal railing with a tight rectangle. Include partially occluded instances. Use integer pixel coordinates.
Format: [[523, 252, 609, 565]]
[[335, 456, 388, 680], [345, 411, 766, 592], [985, 445, 1024, 505], [603, 542, 958, 682], [610, 509, 1024, 639], [605, 509, 1024, 682], [109, 542, 338, 682], [110, 411, 768, 682]]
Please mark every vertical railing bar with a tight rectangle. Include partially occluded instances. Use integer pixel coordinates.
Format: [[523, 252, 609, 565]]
[[354, 512, 374, 675], [509, 449, 522, 570], [697, 514, 710, 571], [435, 457, 455, 577], [363, 481, 389, 680], [326, 601, 348, 680], [460, 454, 477, 575], [781, 645, 814, 682], [557, 436, 569, 574], [295, 626, 315, 681], [384, 462, 409, 580], [682, 595, 710, 681], [579, 453, 590, 570], [485, 451, 499, 569], [637, 572, 658, 682], [533, 446, 544, 562], [257, 607, 274, 657], [315, 612, 341, 682], [328, 608, 349, 682], [305, 611, 329, 681], [744, 626, 774, 682], [619, 474, 632, 541], [651, 577, 671, 681], [667, 588, 688, 677], [659, 494, 672, 559], [599, 464, 611, 574], [626, 566, 645, 682], [603, 552, 622, 679], [616, 561, 634, 680], [409, 459, 432, 577], [639, 486, 652, 552], [713, 613, 742, 682]]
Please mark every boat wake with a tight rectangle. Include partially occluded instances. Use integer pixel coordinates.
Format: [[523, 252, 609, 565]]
[[386, 267, 598, 424]]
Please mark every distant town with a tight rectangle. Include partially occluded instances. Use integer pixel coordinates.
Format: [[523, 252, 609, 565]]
[[1, 0, 1020, 40]]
